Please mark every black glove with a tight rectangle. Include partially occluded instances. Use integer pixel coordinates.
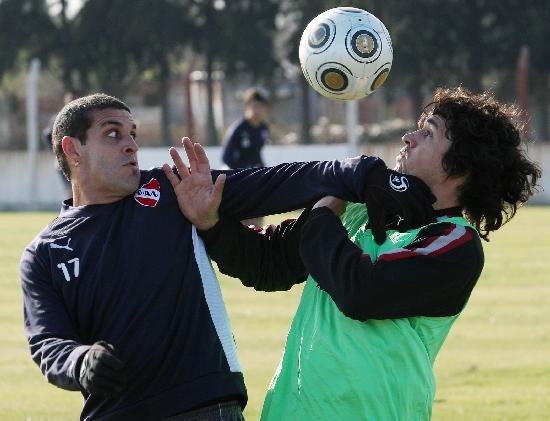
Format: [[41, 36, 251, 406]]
[[78, 341, 127, 397], [364, 163, 436, 245]]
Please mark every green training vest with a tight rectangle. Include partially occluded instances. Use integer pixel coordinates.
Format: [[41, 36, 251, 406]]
[[261, 203, 476, 421]]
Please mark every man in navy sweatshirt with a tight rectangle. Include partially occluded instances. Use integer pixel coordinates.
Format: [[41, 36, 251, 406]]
[[20, 93, 434, 420]]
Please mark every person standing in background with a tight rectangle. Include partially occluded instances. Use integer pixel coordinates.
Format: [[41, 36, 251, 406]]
[[222, 88, 270, 227], [222, 87, 270, 169]]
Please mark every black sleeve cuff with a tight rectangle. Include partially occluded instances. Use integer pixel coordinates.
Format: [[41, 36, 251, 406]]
[[197, 220, 225, 246]]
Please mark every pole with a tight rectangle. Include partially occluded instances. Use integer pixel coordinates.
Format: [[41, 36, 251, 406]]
[[516, 46, 530, 140], [184, 58, 196, 140], [346, 100, 359, 156], [26, 58, 40, 208]]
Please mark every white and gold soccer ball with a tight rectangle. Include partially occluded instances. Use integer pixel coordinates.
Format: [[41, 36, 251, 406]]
[[299, 7, 393, 100]]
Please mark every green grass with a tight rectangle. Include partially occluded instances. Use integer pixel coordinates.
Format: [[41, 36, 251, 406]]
[[1, 208, 549, 420]]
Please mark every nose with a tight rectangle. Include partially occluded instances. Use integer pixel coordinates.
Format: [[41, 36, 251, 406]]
[[123, 135, 139, 154]]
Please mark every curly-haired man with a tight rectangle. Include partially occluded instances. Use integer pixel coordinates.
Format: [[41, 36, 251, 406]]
[[173, 87, 541, 420]]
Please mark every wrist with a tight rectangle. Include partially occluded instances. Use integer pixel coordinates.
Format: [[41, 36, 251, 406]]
[[69, 344, 92, 390], [75, 350, 90, 390], [194, 214, 219, 231], [308, 206, 338, 220]]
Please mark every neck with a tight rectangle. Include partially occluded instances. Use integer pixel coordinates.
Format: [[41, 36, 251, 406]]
[[429, 178, 462, 211], [246, 115, 262, 127], [71, 185, 99, 207], [71, 183, 85, 206], [71, 182, 124, 206]]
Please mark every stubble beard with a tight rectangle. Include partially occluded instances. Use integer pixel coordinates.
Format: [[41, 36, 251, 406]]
[[395, 147, 409, 174]]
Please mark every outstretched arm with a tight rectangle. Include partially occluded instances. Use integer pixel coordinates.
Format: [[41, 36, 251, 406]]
[[200, 213, 309, 291], [164, 137, 436, 245], [299, 206, 484, 320], [162, 138, 308, 290]]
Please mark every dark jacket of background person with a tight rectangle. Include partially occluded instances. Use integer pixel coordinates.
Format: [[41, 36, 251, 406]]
[[222, 118, 269, 168]]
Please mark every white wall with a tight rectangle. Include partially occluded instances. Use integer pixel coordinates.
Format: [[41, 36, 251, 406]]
[[1, 143, 548, 210]]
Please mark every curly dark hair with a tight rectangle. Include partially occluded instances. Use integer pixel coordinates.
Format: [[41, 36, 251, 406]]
[[419, 87, 541, 240], [51, 93, 130, 180]]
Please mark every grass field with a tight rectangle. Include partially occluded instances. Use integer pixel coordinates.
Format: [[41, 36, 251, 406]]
[[1, 207, 549, 420]]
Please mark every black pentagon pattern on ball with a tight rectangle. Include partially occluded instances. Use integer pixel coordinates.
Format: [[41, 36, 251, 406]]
[[308, 23, 330, 49], [320, 67, 348, 92], [351, 30, 378, 59], [370, 67, 391, 92]]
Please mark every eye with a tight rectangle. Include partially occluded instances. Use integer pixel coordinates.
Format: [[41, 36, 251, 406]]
[[424, 129, 432, 137], [130, 131, 137, 140], [106, 130, 118, 139]]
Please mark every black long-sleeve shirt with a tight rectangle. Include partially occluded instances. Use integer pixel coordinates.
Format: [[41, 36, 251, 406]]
[[20, 156, 379, 420], [200, 210, 312, 291], [200, 207, 484, 320]]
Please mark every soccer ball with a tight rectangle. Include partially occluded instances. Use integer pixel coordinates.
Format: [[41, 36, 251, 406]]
[[299, 7, 393, 100]]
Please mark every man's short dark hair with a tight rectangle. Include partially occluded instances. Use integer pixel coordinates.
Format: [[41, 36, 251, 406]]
[[242, 87, 268, 106], [52, 93, 131, 180], [420, 87, 541, 240]]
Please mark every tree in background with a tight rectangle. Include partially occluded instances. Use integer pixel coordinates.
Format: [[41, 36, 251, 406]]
[[1, 0, 549, 147], [274, 0, 350, 144], [0, 0, 55, 81], [526, 0, 550, 140], [64, 0, 193, 145], [183, 0, 281, 145], [70, 0, 141, 97], [127, 0, 191, 146], [218, 0, 280, 82]]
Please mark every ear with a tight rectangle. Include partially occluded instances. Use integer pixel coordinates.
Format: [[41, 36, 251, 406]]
[[61, 136, 82, 167]]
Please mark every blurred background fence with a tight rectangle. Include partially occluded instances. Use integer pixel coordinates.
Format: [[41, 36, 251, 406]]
[[2, 142, 548, 209]]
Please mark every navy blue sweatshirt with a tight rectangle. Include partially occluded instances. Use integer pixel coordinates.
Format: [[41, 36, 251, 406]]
[[221, 118, 268, 168], [20, 157, 378, 420]]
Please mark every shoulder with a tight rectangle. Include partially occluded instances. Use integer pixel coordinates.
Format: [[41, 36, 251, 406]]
[[408, 221, 483, 260], [228, 119, 247, 133], [139, 167, 166, 183], [140, 167, 180, 190], [222, 119, 246, 145], [25, 216, 64, 248], [380, 221, 482, 263], [20, 220, 59, 274]]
